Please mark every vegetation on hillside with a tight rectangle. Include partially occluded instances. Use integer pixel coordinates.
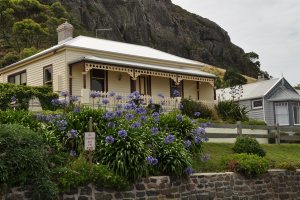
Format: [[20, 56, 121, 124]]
[[0, 0, 69, 67]]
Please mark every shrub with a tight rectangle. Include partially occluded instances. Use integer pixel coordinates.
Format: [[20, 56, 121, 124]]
[[146, 103, 161, 113], [222, 153, 269, 177], [233, 136, 266, 157], [215, 100, 248, 122], [52, 156, 128, 191], [242, 119, 267, 125], [0, 124, 58, 199], [181, 98, 213, 119], [0, 83, 58, 111], [0, 110, 40, 131]]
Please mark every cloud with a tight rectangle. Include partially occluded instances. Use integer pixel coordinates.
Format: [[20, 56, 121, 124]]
[[172, 0, 300, 85]]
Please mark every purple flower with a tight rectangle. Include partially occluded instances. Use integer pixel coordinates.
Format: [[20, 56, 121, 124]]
[[103, 112, 115, 120], [157, 93, 164, 98], [51, 98, 60, 106], [11, 96, 17, 103], [194, 127, 205, 135], [108, 122, 116, 128], [172, 89, 180, 97], [124, 102, 136, 110], [56, 119, 67, 131], [201, 123, 210, 128], [194, 136, 202, 144], [108, 91, 116, 97], [70, 150, 77, 157], [116, 95, 123, 100], [201, 154, 211, 162], [60, 91, 69, 97], [184, 140, 192, 148], [194, 112, 201, 117], [176, 114, 183, 121], [116, 104, 123, 109], [151, 127, 159, 135], [102, 99, 110, 105], [70, 96, 78, 102], [146, 156, 158, 166], [90, 91, 100, 98], [135, 107, 147, 115], [67, 129, 78, 138], [152, 112, 160, 122], [149, 98, 153, 104], [118, 130, 127, 138], [164, 135, 175, 144], [131, 121, 141, 129], [140, 115, 147, 122], [105, 136, 115, 144], [184, 167, 194, 175], [115, 110, 123, 117], [125, 113, 134, 121], [73, 106, 80, 113]]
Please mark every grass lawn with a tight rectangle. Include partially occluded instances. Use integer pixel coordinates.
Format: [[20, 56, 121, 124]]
[[193, 143, 300, 172]]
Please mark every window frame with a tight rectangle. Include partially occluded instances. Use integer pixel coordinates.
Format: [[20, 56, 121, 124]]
[[43, 65, 53, 86], [90, 69, 107, 92], [252, 99, 263, 109], [275, 102, 290, 126], [170, 79, 183, 98], [293, 102, 300, 125], [7, 70, 27, 85]]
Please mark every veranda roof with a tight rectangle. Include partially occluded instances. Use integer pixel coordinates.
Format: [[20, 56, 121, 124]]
[[71, 55, 215, 78]]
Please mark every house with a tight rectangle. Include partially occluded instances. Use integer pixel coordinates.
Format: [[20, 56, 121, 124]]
[[0, 22, 216, 110], [216, 78, 300, 126]]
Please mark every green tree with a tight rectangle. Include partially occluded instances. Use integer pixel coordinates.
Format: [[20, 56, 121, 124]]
[[13, 19, 49, 50], [0, 52, 20, 67], [295, 84, 300, 90], [223, 69, 247, 87], [20, 46, 39, 59]]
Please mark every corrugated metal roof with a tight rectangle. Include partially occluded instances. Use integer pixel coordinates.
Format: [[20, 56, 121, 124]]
[[72, 55, 215, 78], [216, 78, 281, 101], [268, 87, 300, 101], [1, 36, 211, 72]]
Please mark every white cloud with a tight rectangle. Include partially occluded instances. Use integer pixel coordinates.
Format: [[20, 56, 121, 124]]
[[172, 0, 300, 85]]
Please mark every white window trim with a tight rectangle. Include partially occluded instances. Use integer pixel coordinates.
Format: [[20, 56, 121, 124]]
[[275, 102, 290, 126], [252, 99, 263, 109], [293, 102, 300, 125]]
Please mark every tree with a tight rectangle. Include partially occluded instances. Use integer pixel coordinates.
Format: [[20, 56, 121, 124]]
[[295, 84, 300, 90], [223, 69, 247, 87]]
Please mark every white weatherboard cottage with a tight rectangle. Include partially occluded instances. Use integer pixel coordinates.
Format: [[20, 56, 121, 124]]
[[217, 77, 300, 126], [0, 22, 216, 110]]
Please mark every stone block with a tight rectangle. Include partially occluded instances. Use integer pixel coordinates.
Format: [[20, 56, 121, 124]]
[[136, 191, 145, 197], [95, 193, 113, 200], [5, 194, 24, 200], [78, 196, 88, 200], [80, 186, 92, 196], [135, 183, 145, 190]]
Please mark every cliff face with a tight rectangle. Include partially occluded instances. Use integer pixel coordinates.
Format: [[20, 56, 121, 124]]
[[45, 0, 258, 77]]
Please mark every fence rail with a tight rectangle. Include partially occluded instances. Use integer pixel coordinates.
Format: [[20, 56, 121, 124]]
[[207, 122, 300, 144]]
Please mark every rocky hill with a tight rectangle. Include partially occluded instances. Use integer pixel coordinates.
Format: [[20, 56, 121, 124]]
[[1, 0, 263, 78]]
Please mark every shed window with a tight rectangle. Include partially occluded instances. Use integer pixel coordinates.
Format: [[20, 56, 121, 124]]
[[44, 65, 53, 86], [252, 99, 263, 109], [8, 71, 27, 85], [293, 102, 300, 125]]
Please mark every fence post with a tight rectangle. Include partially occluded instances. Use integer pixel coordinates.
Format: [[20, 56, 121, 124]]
[[275, 123, 280, 144], [88, 117, 93, 164], [237, 121, 242, 135]]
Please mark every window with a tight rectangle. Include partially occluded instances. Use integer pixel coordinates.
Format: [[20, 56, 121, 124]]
[[170, 79, 183, 97], [91, 69, 106, 92], [275, 102, 289, 125], [293, 102, 300, 125], [43, 65, 53, 86], [8, 70, 27, 85], [252, 99, 263, 109], [139, 76, 151, 95]]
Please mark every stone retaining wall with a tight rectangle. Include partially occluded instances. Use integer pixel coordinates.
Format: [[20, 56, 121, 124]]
[[2, 169, 300, 200]]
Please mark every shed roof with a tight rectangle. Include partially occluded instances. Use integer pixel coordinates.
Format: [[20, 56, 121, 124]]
[[0, 36, 212, 72], [268, 87, 300, 101], [71, 55, 215, 78], [216, 78, 281, 101]]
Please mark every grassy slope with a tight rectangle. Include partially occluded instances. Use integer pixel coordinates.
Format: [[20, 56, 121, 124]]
[[193, 143, 300, 172]]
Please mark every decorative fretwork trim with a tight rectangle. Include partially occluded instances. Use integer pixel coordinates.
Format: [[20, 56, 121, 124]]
[[85, 63, 214, 86]]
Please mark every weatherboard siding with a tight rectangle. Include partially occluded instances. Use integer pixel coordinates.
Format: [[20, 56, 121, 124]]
[[239, 100, 264, 121], [151, 76, 170, 98], [199, 82, 214, 101], [1, 51, 67, 91], [183, 80, 197, 100], [107, 71, 130, 93]]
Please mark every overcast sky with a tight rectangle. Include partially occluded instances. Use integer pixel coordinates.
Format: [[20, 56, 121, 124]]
[[172, 0, 300, 86]]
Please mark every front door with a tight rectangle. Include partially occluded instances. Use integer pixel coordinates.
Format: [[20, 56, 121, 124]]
[[275, 102, 289, 125]]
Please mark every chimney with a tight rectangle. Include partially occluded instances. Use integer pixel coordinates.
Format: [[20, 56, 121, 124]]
[[257, 74, 266, 82], [57, 21, 73, 44]]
